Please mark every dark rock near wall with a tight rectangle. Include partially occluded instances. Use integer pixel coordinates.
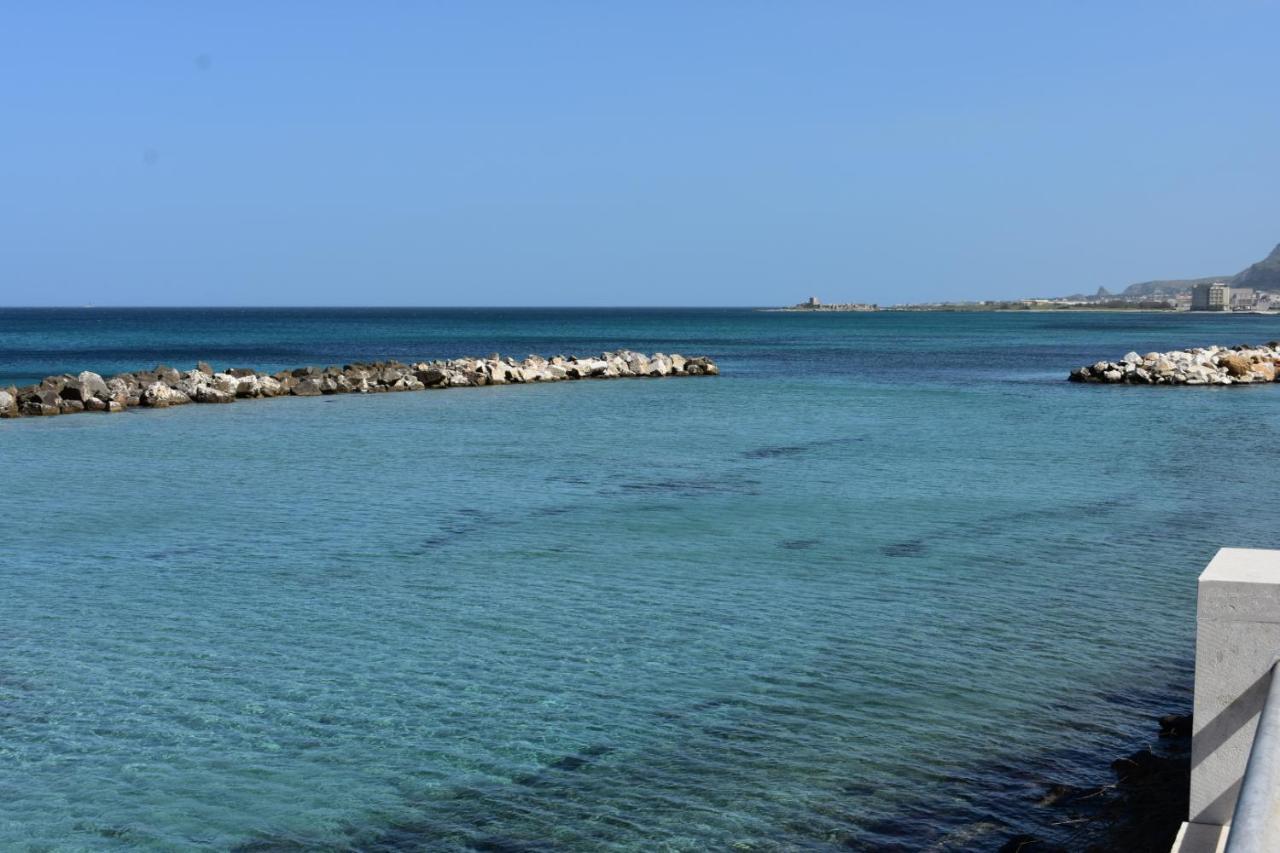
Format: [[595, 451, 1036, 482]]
[[1008, 712, 1191, 852]]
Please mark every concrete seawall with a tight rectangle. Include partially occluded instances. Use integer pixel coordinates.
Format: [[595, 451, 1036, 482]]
[[0, 350, 719, 419]]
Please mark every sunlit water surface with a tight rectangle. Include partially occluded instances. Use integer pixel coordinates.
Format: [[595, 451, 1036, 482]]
[[2, 308, 1279, 850]]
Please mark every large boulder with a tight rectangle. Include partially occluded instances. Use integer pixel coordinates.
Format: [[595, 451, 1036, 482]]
[[105, 377, 131, 406], [64, 371, 110, 402], [141, 382, 175, 408], [154, 365, 181, 385], [0, 390, 16, 417], [415, 367, 447, 387], [234, 375, 261, 398], [173, 373, 208, 399], [19, 388, 61, 416], [292, 378, 323, 396], [1218, 353, 1252, 378], [258, 375, 284, 397], [211, 373, 239, 394], [194, 385, 234, 403], [684, 357, 718, 376]]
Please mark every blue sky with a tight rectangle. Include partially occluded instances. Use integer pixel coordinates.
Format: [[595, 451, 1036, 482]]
[[3, 2, 1278, 306]]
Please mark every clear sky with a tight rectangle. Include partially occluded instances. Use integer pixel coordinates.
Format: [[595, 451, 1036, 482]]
[[4, 2, 1279, 306]]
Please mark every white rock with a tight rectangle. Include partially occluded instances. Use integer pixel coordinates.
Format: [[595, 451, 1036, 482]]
[[235, 375, 261, 397], [212, 373, 239, 394], [142, 382, 174, 407]]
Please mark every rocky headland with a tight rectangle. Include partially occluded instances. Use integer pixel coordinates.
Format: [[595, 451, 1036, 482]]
[[0, 350, 718, 420], [1068, 343, 1280, 385]]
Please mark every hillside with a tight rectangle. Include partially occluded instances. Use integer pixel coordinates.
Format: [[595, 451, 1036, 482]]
[[1229, 243, 1280, 292], [1119, 242, 1280, 297], [1120, 276, 1225, 298]]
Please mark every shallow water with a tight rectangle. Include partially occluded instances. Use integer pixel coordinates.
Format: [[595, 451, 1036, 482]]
[[2, 308, 1279, 850]]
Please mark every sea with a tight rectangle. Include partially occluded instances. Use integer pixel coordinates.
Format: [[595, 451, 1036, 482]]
[[2, 307, 1279, 851]]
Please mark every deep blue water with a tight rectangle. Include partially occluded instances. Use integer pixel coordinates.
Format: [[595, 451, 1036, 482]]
[[2, 308, 1279, 850]]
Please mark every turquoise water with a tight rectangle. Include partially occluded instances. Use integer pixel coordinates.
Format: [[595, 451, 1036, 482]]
[[3, 309, 1280, 850]]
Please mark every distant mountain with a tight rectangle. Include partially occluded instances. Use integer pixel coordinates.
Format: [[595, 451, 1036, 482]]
[[1120, 276, 1226, 298], [1230, 242, 1280, 292], [1118, 242, 1280, 297]]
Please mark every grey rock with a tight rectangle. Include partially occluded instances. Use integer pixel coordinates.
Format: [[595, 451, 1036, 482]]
[[196, 386, 236, 404]]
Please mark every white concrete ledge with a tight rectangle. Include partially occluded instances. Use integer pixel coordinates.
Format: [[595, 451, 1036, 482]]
[[1189, 548, 1280, 831]]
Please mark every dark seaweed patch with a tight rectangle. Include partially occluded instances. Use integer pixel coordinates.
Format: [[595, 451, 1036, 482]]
[[880, 540, 927, 558], [545, 474, 590, 485], [741, 436, 864, 460], [743, 444, 810, 459], [611, 473, 761, 497], [410, 508, 494, 554], [468, 837, 557, 853], [140, 544, 207, 561], [839, 780, 878, 797], [230, 835, 314, 852], [516, 744, 614, 785]]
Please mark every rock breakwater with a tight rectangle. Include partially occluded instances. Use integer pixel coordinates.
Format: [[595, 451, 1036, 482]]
[[0, 350, 718, 420], [1068, 343, 1280, 386]]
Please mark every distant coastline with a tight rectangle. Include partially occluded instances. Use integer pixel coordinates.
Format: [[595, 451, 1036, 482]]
[[762, 300, 1279, 314], [761, 301, 1196, 313]]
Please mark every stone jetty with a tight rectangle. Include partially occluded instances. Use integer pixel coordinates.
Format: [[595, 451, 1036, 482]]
[[0, 350, 718, 420], [1068, 343, 1280, 385]]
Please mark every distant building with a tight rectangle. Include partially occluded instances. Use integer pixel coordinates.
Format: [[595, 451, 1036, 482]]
[[807, 296, 820, 306], [1230, 288, 1256, 310], [1191, 282, 1230, 311]]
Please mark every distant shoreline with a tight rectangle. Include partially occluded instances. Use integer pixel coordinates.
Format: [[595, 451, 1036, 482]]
[[760, 306, 1280, 315]]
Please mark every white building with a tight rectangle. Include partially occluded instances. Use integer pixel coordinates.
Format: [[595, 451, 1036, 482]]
[[1230, 288, 1256, 310]]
